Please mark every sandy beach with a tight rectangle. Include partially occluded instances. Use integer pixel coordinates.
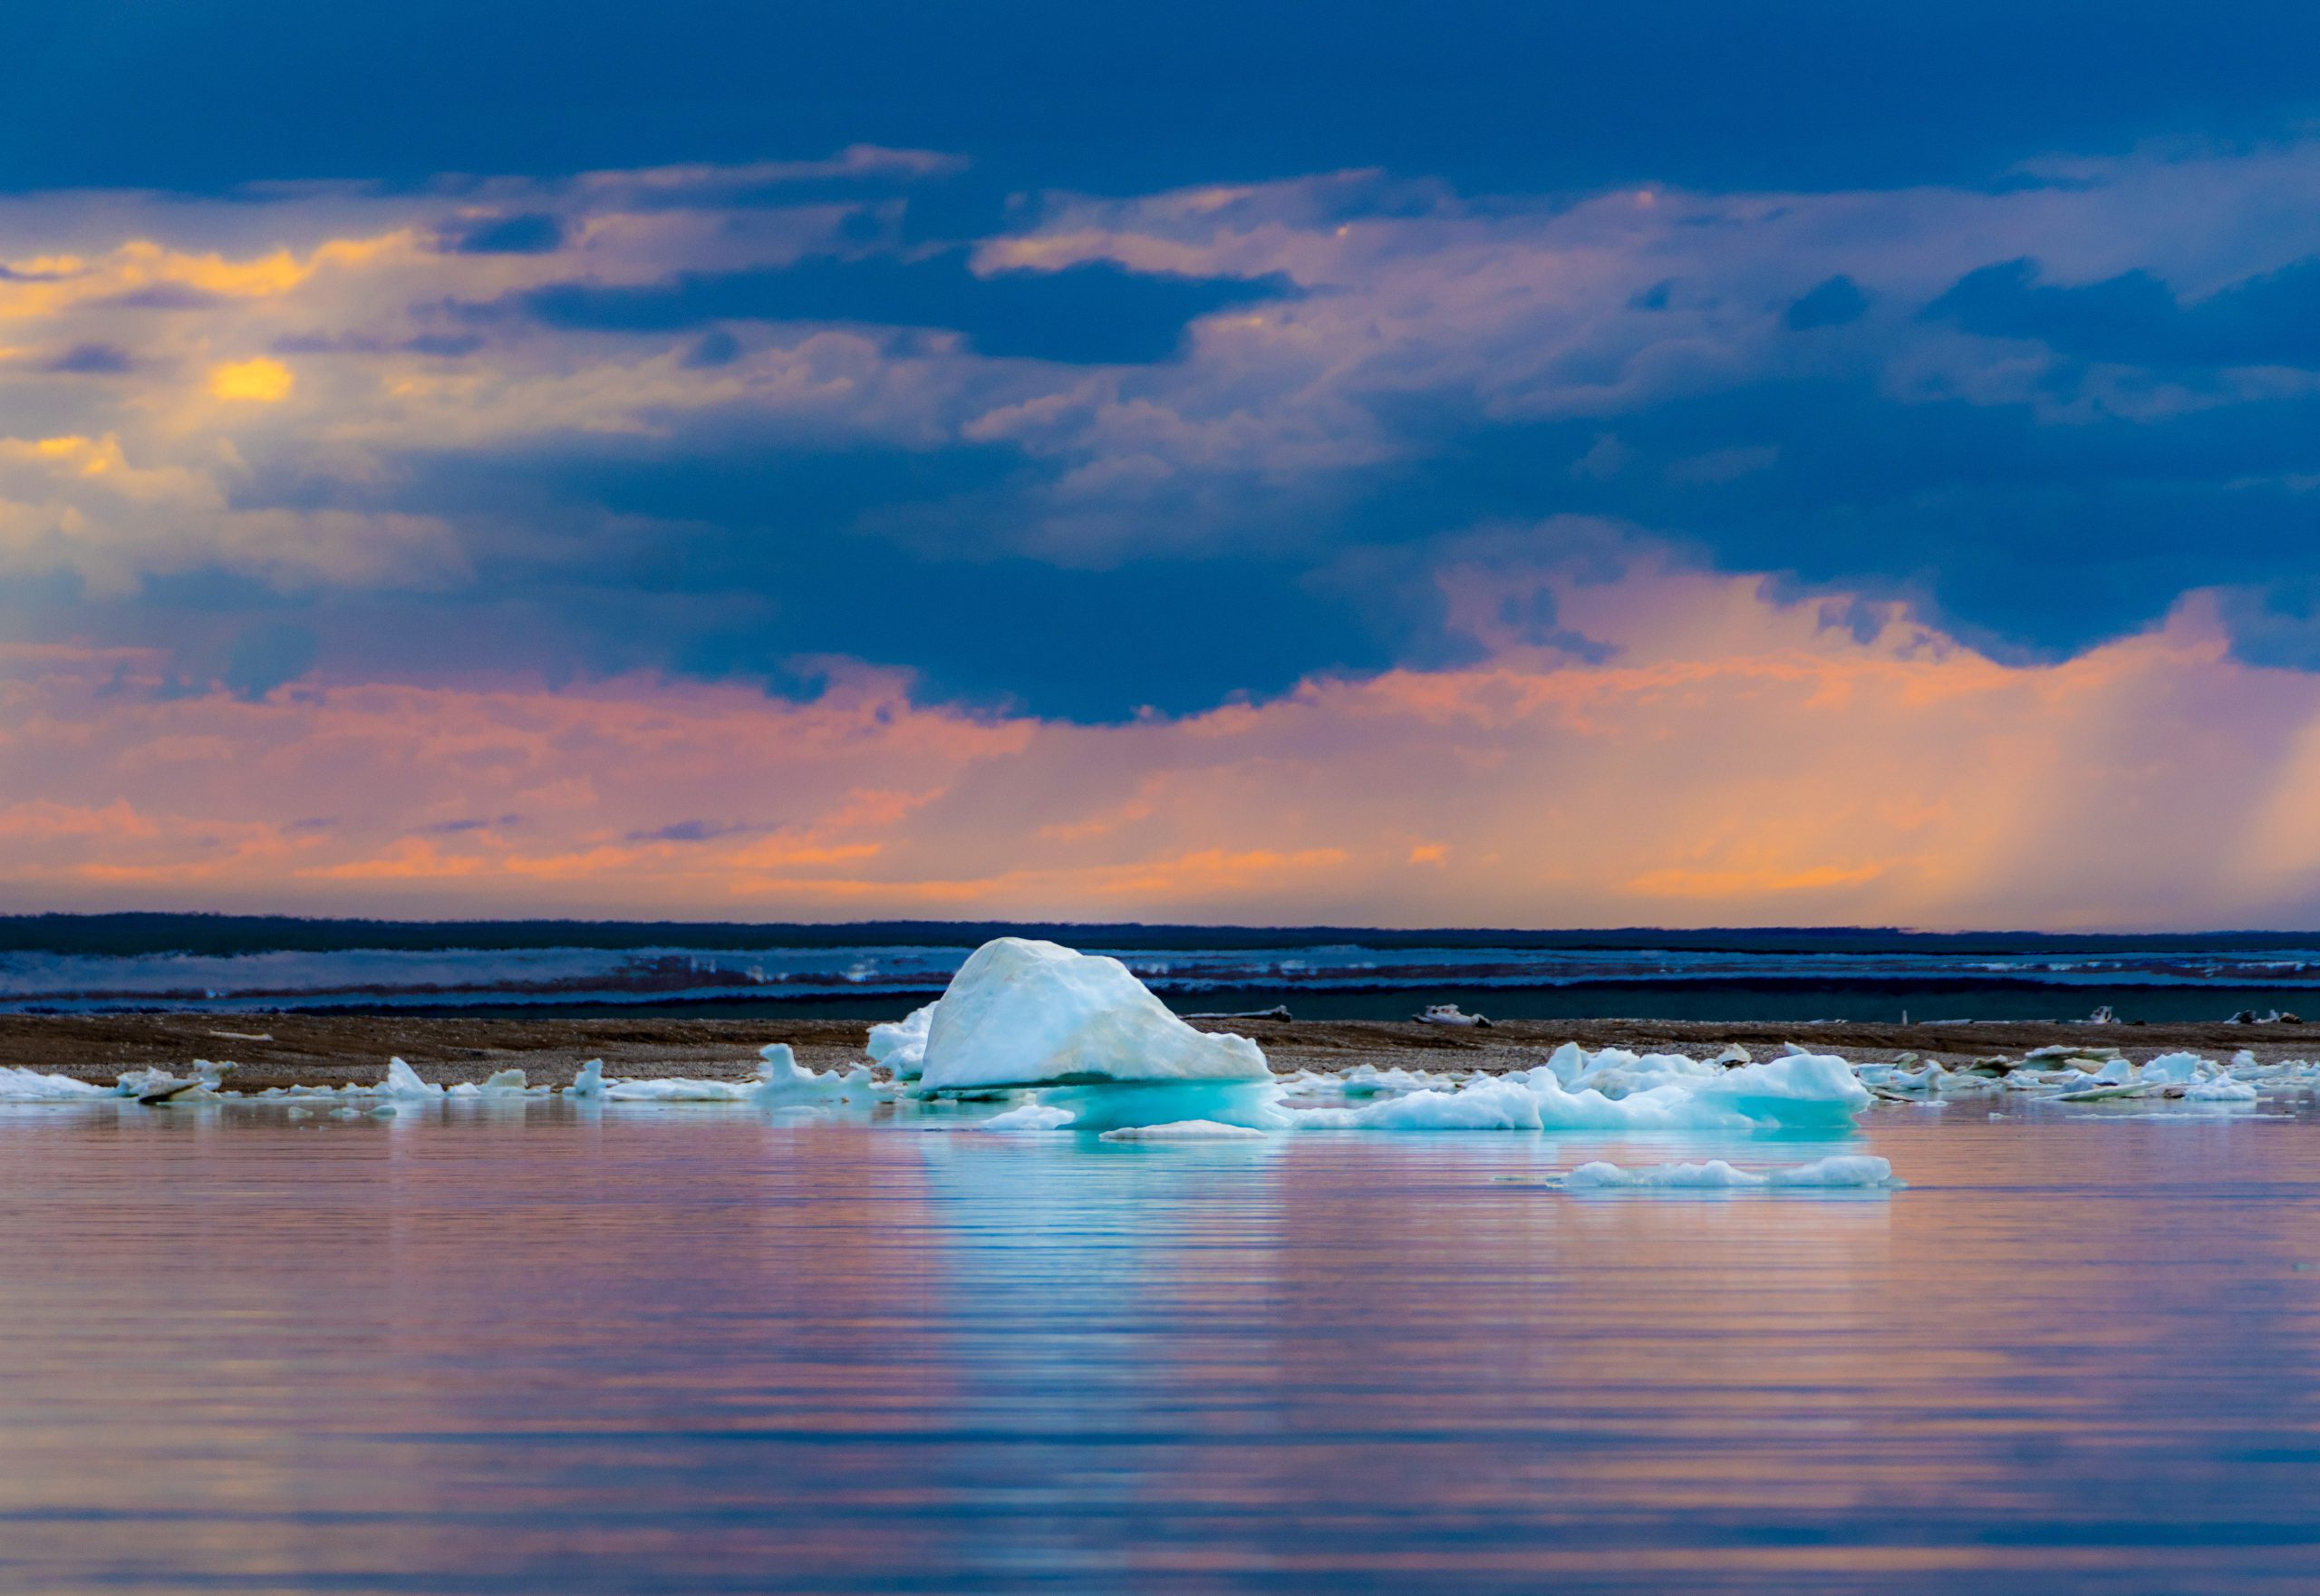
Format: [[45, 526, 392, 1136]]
[[5, 1011, 2314, 1091]]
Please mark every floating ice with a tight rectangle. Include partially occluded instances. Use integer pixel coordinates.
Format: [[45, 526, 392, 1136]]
[[916, 938, 1268, 1091], [2186, 1075, 2259, 1102], [1300, 1077, 1550, 1130], [446, 1069, 536, 1101], [382, 1058, 444, 1099], [1291, 1051, 1867, 1132], [754, 1043, 881, 1104], [979, 1101, 1077, 1132], [1690, 1050, 1871, 1125], [0, 1066, 113, 1101], [866, 1003, 935, 1080], [600, 1077, 756, 1101], [575, 1045, 880, 1105], [1099, 1120, 1270, 1141], [1557, 1155, 1900, 1190], [2141, 1052, 2203, 1086]]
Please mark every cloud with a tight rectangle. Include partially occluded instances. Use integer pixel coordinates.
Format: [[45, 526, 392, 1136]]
[[39, 342, 134, 373], [11, 140, 2320, 729], [437, 212, 566, 255], [1925, 253, 2320, 370], [1784, 275, 1868, 331], [10, 549, 2320, 928], [506, 252, 1300, 364]]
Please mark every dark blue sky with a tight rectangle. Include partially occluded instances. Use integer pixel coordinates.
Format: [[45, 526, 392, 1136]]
[[18, 2, 2320, 194], [10, 1, 2320, 717]]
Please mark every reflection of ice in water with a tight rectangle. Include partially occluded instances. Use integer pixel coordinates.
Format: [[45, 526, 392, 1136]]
[[915, 1133, 1286, 1583]]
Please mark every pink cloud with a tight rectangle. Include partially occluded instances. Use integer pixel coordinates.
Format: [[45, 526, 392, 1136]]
[[5, 552, 2318, 929]]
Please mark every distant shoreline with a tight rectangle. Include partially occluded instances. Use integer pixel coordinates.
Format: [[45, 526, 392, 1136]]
[[10, 911, 2320, 958], [7, 1012, 2315, 1092]]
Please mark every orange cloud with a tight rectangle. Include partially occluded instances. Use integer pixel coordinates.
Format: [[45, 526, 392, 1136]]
[[4, 563, 2320, 928]]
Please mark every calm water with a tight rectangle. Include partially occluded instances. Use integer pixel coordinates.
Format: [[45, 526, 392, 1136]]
[[4, 1106, 2318, 1592]]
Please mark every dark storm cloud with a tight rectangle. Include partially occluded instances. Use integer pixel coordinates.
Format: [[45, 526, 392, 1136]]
[[1926, 255, 2320, 370], [436, 212, 566, 255], [41, 343, 135, 373], [498, 253, 1299, 365]]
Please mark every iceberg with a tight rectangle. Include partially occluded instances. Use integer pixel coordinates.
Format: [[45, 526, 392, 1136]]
[[916, 938, 1269, 1091], [1557, 1155, 1900, 1190]]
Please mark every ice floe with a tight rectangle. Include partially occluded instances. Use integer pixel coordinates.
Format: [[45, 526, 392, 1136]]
[[1555, 1155, 1901, 1190], [1097, 1119, 1271, 1142], [1290, 1049, 1868, 1133], [579, 1045, 883, 1105], [0, 1066, 116, 1101]]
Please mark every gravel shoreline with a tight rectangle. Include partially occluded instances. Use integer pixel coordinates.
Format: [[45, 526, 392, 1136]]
[[5, 1011, 2316, 1091]]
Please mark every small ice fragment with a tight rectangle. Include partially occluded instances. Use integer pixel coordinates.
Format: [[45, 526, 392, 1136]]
[[382, 1058, 443, 1098], [979, 1101, 1077, 1132], [2141, 1052, 2205, 1085], [1414, 1003, 1492, 1027], [865, 1003, 936, 1080], [568, 1059, 605, 1098], [1557, 1155, 1900, 1190], [479, 1069, 530, 1095], [1097, 1119, 1269, 1141]]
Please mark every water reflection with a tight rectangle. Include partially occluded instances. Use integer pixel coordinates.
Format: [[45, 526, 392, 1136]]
[[0, 1108, 2315, 1591]]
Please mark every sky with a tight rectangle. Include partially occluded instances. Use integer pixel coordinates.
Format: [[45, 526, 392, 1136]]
[[9, 1, 2320, 930]]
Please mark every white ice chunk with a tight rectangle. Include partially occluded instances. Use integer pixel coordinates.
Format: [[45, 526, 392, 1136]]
[[1687, 1051, 1870, 1125], [1558, 1155, 1900, 1189], [1302, 1076, 1550, 1130], [917, 938, 1269, 1090], [0, 1067, 112, 1101], [568, 1059, 605, 1098], [1098, 1119, 1269, 1141], [755, 1042, 881, 1104], [603, 1073, 754, 1101], [382, 1058, 444, 1098], [2186, 1075, 2259, 1102], [2141, 1051, 2205, 1085], [1414, 1003, 1489, 1026], [479, 1069, 531, 1095], [979, 1101, 1077, 1132], [866, 1002, 936, 1079], [1300, 1046, 1870, 1132]]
